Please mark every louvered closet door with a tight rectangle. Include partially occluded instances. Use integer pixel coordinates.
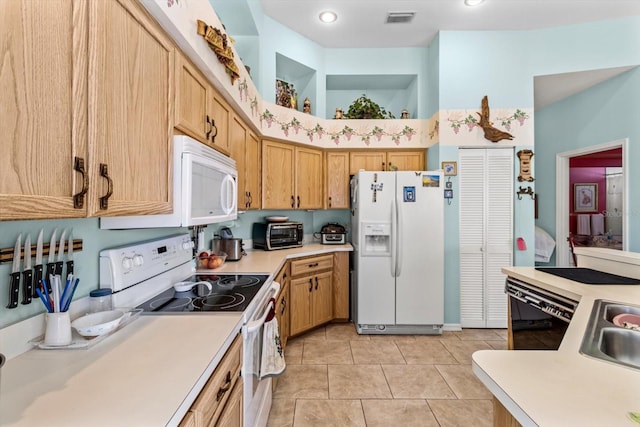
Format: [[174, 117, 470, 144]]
[[459, 148, 513, 328]]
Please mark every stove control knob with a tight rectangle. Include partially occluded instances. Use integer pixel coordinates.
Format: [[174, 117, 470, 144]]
[[182, 241, 193, 251], [122, 257, 133, 270], [133, 254, 144, 266]]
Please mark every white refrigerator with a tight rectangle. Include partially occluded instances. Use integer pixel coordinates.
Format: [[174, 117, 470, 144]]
[[351, 170, 444, 334]]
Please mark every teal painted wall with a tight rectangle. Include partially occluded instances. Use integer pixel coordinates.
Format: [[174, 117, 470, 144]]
[[535, 67, 640, 258], [3, 10, 640, 330], [426, 34, 440, 118], [0, 220, 184, 328], [0, 210, 350, 328]]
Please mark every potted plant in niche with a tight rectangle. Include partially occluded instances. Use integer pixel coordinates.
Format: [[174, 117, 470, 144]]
[[343, 94, 395, 119]]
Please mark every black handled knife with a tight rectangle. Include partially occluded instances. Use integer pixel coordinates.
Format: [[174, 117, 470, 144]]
[[66, 231, 74, 277], [21, 235, 33, 305], [45, 228, 58, 292], [7, 234, 21, 309], [55, 229, 67, 278], [33, 229, 44, 298]]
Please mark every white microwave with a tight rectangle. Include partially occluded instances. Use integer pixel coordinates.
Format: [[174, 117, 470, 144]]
[[100, 136, 237, 229]]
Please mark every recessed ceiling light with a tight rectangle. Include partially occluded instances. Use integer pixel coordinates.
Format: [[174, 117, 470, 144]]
[[319, 11, 337, 23], [464, 0, 485, 6]]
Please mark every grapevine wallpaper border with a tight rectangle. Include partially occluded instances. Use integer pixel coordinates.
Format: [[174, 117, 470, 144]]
[[259, 109, 417, 146]]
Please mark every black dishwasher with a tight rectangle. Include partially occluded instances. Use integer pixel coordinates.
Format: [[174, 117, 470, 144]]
[[506, 277, 579, 350]]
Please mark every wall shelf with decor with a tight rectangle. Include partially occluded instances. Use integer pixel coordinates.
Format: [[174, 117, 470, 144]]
[[276, 53, 317, 116], [326, 74, 418, 120]]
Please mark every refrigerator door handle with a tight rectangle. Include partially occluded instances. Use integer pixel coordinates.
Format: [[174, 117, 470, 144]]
[[391, 195, 397, 278], [396, 194, 403, 278]]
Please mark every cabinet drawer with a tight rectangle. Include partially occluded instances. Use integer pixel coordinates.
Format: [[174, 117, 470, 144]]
[[290, 255, 333, 277], [189, 334, 242, 425]]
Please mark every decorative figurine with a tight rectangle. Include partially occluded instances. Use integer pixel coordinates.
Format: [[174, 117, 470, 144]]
[[477, 95, 514, 142], [303, 98, 311, 114], [334, 107, 344, 119], [401, 109, 410, 119]]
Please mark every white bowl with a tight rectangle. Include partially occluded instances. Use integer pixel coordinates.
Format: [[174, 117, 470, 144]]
[[265, 216, 289, 222], [71, 310, 125, 337]]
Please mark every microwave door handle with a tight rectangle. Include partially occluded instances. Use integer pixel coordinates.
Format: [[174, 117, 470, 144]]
[[221, 174, 237, 214]]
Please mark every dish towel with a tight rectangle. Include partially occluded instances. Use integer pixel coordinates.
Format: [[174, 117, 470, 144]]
[[260, 298, 286, 379], [577, 214, 591, 236], [591, 214, 605, 236]]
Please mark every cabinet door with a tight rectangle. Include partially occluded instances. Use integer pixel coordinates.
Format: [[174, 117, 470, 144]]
[[289, 277, 313, 336], [349, 151, 386, 174], [228, 115, 247, 208], [312, 271, 334, 326], [295, 146, 323, 209], [325, 152, 350, 209], [333, 252, 350, 320], [174, 54, 208, 141], [245, 131, 261, 210], [215, 381, 243, 427], [275, 282, 289, 349], [387, 151, 425, 171], [262, 140, 295, 209], [88, 0, 174, 216], [0, 0, 88, 220], [210, 88, 231, 153]]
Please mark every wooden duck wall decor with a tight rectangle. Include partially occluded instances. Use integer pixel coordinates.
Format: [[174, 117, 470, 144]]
[[477, 96, 514, 143]]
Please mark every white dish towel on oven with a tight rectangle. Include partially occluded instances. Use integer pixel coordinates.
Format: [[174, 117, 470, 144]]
[[260, 300, 286, 379]]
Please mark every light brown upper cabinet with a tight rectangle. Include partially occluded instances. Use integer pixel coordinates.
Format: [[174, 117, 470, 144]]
[[175, 53, 230, 154], [262, 140, 323, 209], [349, 150, 425, 175], [87, 0, 175, 217], [228, 114, 261, 210], [0, 0, 87, 220], [245, 131, 262, 209], [324, 152, 350, 209], [1, 0, 176, 220]]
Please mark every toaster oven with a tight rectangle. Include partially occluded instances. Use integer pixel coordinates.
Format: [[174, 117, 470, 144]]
[[252, 222, 303, 250]]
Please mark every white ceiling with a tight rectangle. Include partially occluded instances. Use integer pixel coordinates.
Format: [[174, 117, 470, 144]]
[[259, 0, 640, 49], [212, 0, 640, 109]]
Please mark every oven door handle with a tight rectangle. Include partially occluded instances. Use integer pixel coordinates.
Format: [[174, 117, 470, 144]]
[[246, 300, 275, 333], [246, 281, 281, 333]]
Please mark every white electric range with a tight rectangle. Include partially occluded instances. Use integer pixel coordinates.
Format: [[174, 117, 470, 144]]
[[99, 233, 278, 427]]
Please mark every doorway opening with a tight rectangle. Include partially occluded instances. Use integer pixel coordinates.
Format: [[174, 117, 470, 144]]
[[555, 139, 628, 266]]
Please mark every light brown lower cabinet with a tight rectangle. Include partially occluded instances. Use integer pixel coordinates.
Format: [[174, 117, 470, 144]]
[[180, 334, 242, 427], [332, 252, 350, 320], [493, 397, 522, 427], [216, 381, 243, 427], [289, 254, 334, 336]]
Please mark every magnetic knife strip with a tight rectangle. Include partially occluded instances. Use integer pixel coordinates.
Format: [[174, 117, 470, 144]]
[[0, 240, 83, 264]]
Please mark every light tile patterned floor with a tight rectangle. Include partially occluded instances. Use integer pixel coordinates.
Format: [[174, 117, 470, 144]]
[[267, 323, 506, 427]]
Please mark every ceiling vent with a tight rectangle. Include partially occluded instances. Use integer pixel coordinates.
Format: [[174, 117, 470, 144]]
[[386, 11, 415, 24]]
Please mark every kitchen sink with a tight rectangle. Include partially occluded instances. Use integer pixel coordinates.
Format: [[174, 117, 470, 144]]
[[580, 300, 640, 371]]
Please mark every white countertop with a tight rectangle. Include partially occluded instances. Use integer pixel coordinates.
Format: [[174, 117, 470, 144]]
[[197, 243, 353, 276], [0, 314, 243, 427], [0, 244, 352, 427], [472, 266, 640, 427]]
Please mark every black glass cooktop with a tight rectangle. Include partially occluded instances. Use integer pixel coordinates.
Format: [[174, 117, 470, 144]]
[[536, 267, 640, 285], [137, 274, 269, 313]]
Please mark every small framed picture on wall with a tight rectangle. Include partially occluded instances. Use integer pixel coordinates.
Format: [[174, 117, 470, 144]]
[[442, 161, 457, 176], [574, 183, 598, 212]]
